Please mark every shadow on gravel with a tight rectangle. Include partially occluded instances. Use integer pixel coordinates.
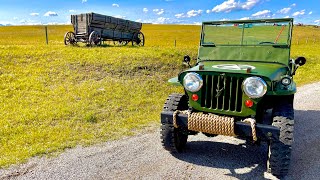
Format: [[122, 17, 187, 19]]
[[289, 110, 320, 179], [173, 109, 320, 180], [173, 140, 269, 180]]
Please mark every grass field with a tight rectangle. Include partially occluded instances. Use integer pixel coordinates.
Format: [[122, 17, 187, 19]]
[[0, 24, 319, 168]]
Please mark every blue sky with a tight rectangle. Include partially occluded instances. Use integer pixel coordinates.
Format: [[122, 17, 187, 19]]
[[0, 0, 319, 25]]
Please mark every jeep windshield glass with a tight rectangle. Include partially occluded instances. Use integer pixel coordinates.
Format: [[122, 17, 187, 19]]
[[202, 21, 291, 46]]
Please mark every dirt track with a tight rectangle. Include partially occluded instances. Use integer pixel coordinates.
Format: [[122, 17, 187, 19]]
[[1, 82, 319, 180]]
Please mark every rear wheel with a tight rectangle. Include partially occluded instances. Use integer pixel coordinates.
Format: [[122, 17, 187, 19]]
[[267, 100, 294, 177], [64, 32, 76, 45], [132, 32, 145, 46], [89, 31, 101, 46], [161, 94, 188, 153]]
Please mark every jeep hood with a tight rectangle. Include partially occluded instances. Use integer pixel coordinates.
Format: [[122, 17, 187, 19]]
[[198, 46, 290, 66], [188, 61, 289, 81]]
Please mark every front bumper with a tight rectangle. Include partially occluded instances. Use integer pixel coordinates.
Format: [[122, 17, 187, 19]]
[[161, 111, 280, 141]]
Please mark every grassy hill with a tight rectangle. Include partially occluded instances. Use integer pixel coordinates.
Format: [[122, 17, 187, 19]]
[[0, 24, 319, 167]]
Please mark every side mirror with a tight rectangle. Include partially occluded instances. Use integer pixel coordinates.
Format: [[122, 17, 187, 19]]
[[295, 57, 306, 66], [183, 55, 191, 63], [291, 56, 307, 75]]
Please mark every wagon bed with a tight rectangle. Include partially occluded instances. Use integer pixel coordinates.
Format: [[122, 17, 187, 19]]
[[64, 12, 144, 46]]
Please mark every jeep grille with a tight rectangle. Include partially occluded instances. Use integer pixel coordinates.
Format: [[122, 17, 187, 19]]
[[201, 74, 244, 112]]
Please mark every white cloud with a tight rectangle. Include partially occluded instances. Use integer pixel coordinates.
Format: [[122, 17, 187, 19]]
[[155, 17, 169, 24], [175, 13, 185, 18], [44, 11, 58, 17], [315, 20, 320, 24], [278, 7, 291, 14], [309, 11, 313, 15], [284, 16, 290, 18], [69, 10, 76, 13], [136, 19, 142, 22], [241, 0, 260, 10], [157, 9, 164, 15], [175, 10, 203, 18], [13, 17, 18, 20], [194, 22, 202, 25], [114, 15, 126, 19], [30, 13, 39, 16], [212, 0, 260, 13], [252, 10, 271, 17], [153, 9, 159, 12], [186, 10, 203, 17], [82, 0, 87, 3], [206, 9, 211, 14], [20, 19, 27, 23], [292, 9, 305, 17], [291, 3, 296, 7], [220, 18, 230, 21], [112, 4, 119, 7], [212, 0, 237, 13], [143, 8, 148, 13], [239, 17, 250, 20]]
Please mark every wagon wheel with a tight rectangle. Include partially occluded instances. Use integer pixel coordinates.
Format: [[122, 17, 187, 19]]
[[64, 32, 76, 45], [132, 32, 145, 46], [89, 31, 101, 46], [113, 40, 129, 46]]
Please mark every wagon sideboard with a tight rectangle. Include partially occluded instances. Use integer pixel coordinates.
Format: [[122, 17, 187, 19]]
[[71, 13, 142, 41]]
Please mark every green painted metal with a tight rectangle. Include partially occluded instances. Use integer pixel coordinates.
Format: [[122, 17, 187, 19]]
[[198, 46, 290, 66], [167, 18, 297, 117], [168, 77, 181, 86]]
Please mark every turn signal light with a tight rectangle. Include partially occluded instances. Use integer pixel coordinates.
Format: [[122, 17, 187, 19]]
[[245, 100, 254, 108], [192, 94, 199, 101]]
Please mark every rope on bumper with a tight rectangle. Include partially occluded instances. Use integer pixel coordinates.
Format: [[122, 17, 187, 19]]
[[188, 113, 235, 136], [173, 110, 190, 128], [243, 118, 257, 141], [173, 111, 235, 136]]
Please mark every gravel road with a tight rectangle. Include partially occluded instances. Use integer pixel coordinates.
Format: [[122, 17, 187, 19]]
[[1, 82, 319, 180]]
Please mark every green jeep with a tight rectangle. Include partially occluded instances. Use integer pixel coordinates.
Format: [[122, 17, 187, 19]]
[[160, 18, 306, 177]]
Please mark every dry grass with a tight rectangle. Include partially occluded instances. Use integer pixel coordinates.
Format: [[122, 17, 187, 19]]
[[0, 24, 319, 168]]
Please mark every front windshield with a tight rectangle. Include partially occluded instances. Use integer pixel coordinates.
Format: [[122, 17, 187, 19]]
[[202, 21, 291, 46]]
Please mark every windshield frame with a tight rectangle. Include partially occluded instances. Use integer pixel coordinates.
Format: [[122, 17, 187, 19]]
[[200, 18, 293, 47]]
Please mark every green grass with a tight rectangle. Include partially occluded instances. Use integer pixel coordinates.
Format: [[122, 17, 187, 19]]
[[0, 24, 319, 168]]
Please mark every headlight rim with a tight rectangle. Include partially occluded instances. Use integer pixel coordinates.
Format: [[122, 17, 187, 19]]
[[242, 76, 267, 99], [183, 72, 203, 92]]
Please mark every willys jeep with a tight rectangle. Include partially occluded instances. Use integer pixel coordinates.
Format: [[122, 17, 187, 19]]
[[160, 18, 306, 177]]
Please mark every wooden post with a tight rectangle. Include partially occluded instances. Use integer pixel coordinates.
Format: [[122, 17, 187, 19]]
[[306, 37, 309, 44], [45, 26, 48, 45], [174, 39, 176, 47]]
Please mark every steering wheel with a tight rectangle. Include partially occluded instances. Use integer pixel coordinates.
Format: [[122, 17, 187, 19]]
[[259, 41, 275, 44]]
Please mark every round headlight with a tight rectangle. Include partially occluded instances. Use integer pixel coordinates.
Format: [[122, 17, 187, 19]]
[[183, 72, 203, 92], [281, 76, 292, 86], [243, 77, 267, 98]]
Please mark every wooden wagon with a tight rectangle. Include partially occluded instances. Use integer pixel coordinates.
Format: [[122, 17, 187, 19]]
[[64, 13, 144, 46]]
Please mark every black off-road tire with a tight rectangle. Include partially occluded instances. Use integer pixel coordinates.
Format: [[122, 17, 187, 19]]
[[267, 101, 294, 178], [161, 93, 188, 153]]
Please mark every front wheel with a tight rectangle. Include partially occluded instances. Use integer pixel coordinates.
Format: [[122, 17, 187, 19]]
[[160, 94, 188, 153], [267, 101, 294, 177]]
